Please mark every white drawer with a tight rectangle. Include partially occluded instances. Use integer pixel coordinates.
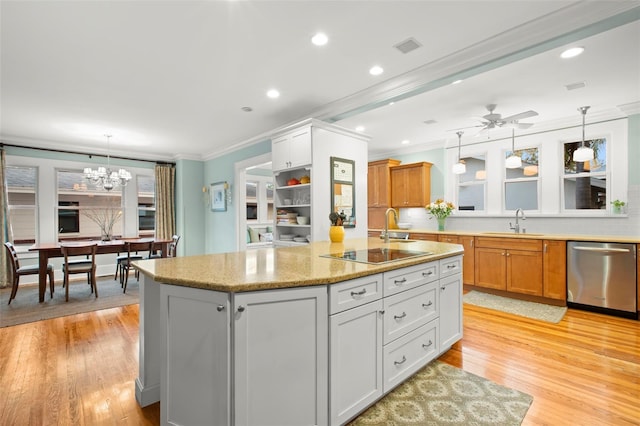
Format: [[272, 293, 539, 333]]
[[382, 261, 438, 297], [383, 282, 438, 344], [440, 255, 462, 278], [383, 319, 439, 393], [329, 274, 383, 314]]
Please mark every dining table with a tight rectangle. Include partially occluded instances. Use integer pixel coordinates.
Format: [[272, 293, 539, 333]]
[[29, 238, 171, 302]]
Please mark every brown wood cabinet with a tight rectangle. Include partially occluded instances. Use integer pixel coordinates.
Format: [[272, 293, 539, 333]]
[[390, 162, 432, 208], [368, 159, 400, 208], [637, 244, 639, 314], [474, 237, 543, 296], [543, 240, 566, 300], [460, 236, 475, 286], [409, 233, 438, 241], [368, 159, 400, 229]]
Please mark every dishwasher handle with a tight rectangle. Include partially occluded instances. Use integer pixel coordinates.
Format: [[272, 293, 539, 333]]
[[571, 246, 630, 254]]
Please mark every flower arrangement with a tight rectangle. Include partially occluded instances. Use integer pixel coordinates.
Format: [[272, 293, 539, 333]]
[[329, 211, 347, 226], [425, 199, 455, 220], [610, 199, 626, 209]]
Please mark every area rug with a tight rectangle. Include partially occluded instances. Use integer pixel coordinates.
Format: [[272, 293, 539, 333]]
[[464, 290, 567, 323], [349, 360, 532, 425], [0, 277, 139, 327]]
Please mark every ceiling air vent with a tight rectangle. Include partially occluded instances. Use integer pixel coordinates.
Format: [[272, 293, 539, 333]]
[[394, 37, 422, 54], [423, 119, 437, 125], [565, 81, 586, 91]]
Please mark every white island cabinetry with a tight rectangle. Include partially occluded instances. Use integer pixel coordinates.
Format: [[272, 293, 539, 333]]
[[152, 251, 463, 425]]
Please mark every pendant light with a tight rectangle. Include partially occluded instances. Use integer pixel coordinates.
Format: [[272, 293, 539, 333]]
[[452, 131, 466, 174], [505, 128, 522, 169], [572, 106, 593, 162]]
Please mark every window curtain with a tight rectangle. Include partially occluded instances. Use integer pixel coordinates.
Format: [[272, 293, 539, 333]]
[[1, 149, 9, 288], [154, 164, 176, 240]]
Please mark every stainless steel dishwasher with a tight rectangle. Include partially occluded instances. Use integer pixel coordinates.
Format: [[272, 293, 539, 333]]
[[567, 241, 637, 319]]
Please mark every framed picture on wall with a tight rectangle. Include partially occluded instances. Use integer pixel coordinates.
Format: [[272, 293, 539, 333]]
[[211, 181, 227, 212]]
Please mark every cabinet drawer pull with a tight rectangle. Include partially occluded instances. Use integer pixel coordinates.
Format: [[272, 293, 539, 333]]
[[447, 264, 456, 269], [216, 305, 225, 312], [441, 286, 446, 291], [422, 271, 434, 277], [422, 301, 433, 308], [379, 310, 385, 315], [237, 305, 245, 312], [394, 355, 407, 366], [350, 288, 367, 297], [422, 340, 433, 349], [393, 312, 407, 320], [394, 278, 407, 284]]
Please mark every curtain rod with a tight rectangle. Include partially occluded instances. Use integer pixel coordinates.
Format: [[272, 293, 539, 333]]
[[0, 142, 175, 166]]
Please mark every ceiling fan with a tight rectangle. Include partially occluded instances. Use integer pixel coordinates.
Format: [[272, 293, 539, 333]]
[[475, 103, 539, 130], [451, 104, 539, 133]]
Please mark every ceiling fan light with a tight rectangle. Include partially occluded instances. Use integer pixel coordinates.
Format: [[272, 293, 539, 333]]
[[523, 165, 538, 176], [505, 155, 522, 169], [452, 162, 466, 174], [573, 146, 594, 162]]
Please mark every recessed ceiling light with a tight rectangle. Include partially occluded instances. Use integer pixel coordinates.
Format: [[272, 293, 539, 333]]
[[355, 126, 365, 132], [401, 140, 410, 145], [369, 65, 384, 76], [451, 79, 463, 85], [266, 89, 280, 99], [560, 47, 584, 59], [311, 32, 328, 46], [388, 101, 395, 106]]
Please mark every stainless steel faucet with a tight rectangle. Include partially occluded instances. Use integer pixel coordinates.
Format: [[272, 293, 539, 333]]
[[383, 208, 398, 243], [510, 208, 526, 233]]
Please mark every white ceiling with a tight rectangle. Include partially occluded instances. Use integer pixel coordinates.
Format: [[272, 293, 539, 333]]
[[1, 1, 639, 162]]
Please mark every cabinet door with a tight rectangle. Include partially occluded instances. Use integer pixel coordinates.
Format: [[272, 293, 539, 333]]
[[271, 135, 290, 171], [161, 285, 230, 426], [460, 236, 475, 285], [390, 168, 408, 207], [404, 165, 428, 207], [409, 232, 438, 241], [330, 300, 383, 426], [367, 163, 383, 207], [439, 274, 463, 351], [506, 249, 543, 296], [543, 240, 567, 300], [288, 127, 312, 169], [474, 247, 506, 290], [234, 286, 328, 426], [438, 234, 459, 244]]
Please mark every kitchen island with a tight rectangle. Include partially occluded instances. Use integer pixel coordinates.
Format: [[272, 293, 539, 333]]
[[134, 238, 464, 426]]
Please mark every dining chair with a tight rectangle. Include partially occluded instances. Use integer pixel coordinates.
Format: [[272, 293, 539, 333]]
[[148, 234, 181, 259], [120, 240, 153, 293], [4, 242, 55, 304], [61, 243, 98, 302]]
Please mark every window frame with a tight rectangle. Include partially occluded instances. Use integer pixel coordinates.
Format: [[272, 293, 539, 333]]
[[455, 152, 487, 214], [5, 165, 38, 246], [503, 144, 541, 213]]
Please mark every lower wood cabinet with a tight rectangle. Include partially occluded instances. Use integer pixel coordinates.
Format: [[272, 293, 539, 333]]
[[543, 240, 566, 300]]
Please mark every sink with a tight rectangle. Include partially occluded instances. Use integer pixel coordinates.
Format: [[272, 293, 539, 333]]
[[482, 232, 544, 236], [380, 231, 410, 240], [387, 239, 417, 243]]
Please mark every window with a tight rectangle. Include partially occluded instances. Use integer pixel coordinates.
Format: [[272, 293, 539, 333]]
[[245, 175, 274, 223], [563, 138, 607, 210], [457, 155, 486, 211], [504, 147, 539, 211], [58, 201, 80, 233], [57, 170, 123, 240], [5, 166, 37, 245], [137, 175, 155, 235]]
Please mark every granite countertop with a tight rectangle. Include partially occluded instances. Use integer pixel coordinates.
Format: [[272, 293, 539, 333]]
[[370, 228, 640, 244], [134, 238, 463, 293]]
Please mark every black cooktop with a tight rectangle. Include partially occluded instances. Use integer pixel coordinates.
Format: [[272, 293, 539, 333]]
[[322, 248, 433, 264]]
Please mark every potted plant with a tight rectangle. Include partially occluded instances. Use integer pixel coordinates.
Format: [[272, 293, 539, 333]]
[[611, 199, 626, 214], [329, 211, 347, 242], [425, 199, 455, 231]]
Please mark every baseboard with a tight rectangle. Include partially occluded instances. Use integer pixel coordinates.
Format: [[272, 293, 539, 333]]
[[135, 377, 160, 407]]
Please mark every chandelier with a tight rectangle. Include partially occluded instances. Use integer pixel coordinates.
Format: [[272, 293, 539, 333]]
[[83, 134, 131, 191]]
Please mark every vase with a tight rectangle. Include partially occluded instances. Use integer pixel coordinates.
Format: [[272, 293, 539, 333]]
[[329, 225, 345, 243], [437, 217, 446, 232]]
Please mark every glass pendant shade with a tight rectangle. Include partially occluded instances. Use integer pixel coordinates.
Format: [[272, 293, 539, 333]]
[[573, 145, 594, 162], [452, 161, 466, 174], [505, 155, 522, 169]]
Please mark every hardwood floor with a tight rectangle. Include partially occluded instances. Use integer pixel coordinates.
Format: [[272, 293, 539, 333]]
[[1, 302, 638, 425]]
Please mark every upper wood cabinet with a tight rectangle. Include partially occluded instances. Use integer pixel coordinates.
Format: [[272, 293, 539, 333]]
[[390, 162, 432, 208], [368, 159, 400, 208]]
